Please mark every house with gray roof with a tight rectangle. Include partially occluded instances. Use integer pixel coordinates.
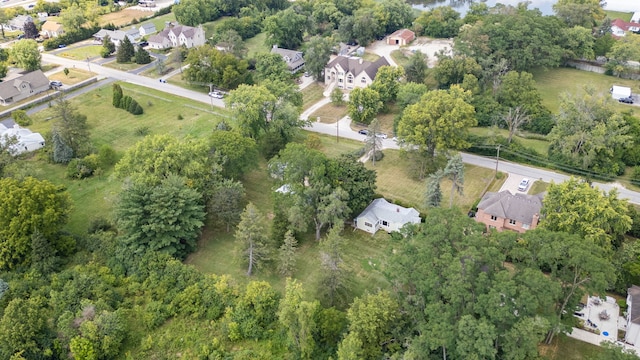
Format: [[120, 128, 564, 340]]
[[93, 29, 140, 47], [0, 70, 50, 106], [138, 23, 157, 37], [271, 45, 305, 73], [148, 22, 205, 50], [354, 198, 421, 234], [324, 55, 390, 90], [626, 285, 640, 346], [475, 190, 544, 233], [7, 15, 33, 31], [0, 122, 45, 154]]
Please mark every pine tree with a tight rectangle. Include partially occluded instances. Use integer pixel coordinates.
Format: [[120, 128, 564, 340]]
[[278, 230, 298, 277], [30, 230, 57, 274], [51, 130, 73, 164], [112, 83, 122, 108], [134, 45, 151, 64], [319, 225, 348, 307], [116, 36, 134, 63], [236, 203, 269, 276], [424, 170, 444, 208]]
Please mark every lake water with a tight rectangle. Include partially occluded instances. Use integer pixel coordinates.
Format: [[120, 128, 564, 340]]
[[410, 0, 639, 17]]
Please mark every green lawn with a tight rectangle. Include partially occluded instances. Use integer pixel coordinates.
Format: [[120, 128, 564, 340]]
[[138, 12, 176, 36], [245, 33, 269, 57], [49, 68, 95, 85], [605, 10, 632, 22], [308, 103, 349, 124], [532, 67, 640, 117], [302, 83, 326, 111], [166, 73, 211, 94], [58, 45, 103, 60], [528, 179, 549, 195], [366, 150, 501, 212], [24, 82, 230, 233], [539, 334, 603, 360], [390, 49, 410, 68], [308, 131, 363, 158], [102, 60, 144, 72], [469, 126, 550, 155]]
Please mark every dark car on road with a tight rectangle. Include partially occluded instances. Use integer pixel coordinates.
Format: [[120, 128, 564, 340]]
[[358, 129, 368, 135], [619, 97, 634, 104]]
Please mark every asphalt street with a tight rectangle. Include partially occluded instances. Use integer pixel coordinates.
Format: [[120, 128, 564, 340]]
[[39, 52, 640, 204]]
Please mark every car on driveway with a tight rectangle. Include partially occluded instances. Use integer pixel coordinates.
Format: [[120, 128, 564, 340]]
[[358, 129, 369, 135], [208, 91, 224, 99], [375, 133, 387, 139], [619, 97, 634, 104], [517, 178, 530, 192], [50, 80, 62, 88]]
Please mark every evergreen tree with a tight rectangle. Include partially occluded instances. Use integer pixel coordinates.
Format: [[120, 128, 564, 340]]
[[134, 45, 152, 64], [51, 130, 73, 164], [236, 203, 269, 276], [424, 170, 443, 208], [101, 35, 116, 58], [112, 83, 122, 108], [30, 230, 57, 274], [278, 230, 298, 277], [116, 36, 134, 63]]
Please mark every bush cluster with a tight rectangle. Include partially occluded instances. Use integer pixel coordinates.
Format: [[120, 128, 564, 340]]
[[112, 84, 143, 115], [44, 26, 100, 51], [65, 145, 118, 179]]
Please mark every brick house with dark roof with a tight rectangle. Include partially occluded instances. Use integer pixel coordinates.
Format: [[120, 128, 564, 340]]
[[475, 190, 544, 233], [324, 56, 390, 90]]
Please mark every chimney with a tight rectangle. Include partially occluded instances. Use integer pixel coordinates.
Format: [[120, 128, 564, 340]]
[[359, 57, 363, 64], [396, 207, 399, 212], [532, 213, 540, 228]]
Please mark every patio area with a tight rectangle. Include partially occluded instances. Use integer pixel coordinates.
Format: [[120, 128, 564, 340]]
[[571, 296, 620, 345]]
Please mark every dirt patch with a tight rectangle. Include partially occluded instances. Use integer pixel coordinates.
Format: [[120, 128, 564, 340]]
[[404, 37, 453, 67], [99, 9, 151, 27]]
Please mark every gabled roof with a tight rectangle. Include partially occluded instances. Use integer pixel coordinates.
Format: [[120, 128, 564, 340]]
[[389, 28, 415, 41], [326, 56, 390, 80], [612, 18, 640, 32], [140, 23, 156, 32], [629, 285, 640, 325], [0, 70, 49, 100], [477, 190, 543, 224], [41, 21, 63, 32], [357, 198, 420, 224]]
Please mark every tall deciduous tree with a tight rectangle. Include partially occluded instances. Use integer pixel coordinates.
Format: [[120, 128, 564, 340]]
[[263, 7, 308, 49], [209, 130, 258, 179], [304, 35, 335, 80], [184, 45, 250, 90], [502, 106, 530, 144], [278, 278, 319, 358], [540, 178, 631, 248], [370, 65, 404, 105], [0, 177, 71, 270], [236, 203, 269, 276], [404, 50, 428, 84], [325, 154, 377, 217], [397, 85, 476, 158], [0, 296, 50, 359], [115, 175, 206, 260], [319, 225, 348, 307], [347, 87, 382, 125], [254, 52, 290, 83], [59, 4, 86, 30], [11, 39, 40, 71], [208, 179, 245, 232], [548, 87, 632, 175], [553, 0, 605, 28], [414, 6, 462, 38]]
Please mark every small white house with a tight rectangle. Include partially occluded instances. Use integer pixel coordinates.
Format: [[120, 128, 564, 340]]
[[611, 85, 632, 100], [354, 198, 421, 234], [0, 122, 45, 155], [626, 285, 640, 345]]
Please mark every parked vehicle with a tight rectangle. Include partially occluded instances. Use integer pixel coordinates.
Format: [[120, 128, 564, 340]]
[[518, 178, 530, 192], [375, 133, 387, 139], [619, 97, 634, 104], [358, 129, 368, 135], [50, 80, 62, 88], [208, 91, 224, 99], [58, 44, 66, 48]]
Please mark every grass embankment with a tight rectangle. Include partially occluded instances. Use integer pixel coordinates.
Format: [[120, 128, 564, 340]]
[[245, 33, 269, 57], [102, 60, 144, 72], [58, 45, 103, 61], [469, 126, 550, 155], [605, 10, 632, 22]]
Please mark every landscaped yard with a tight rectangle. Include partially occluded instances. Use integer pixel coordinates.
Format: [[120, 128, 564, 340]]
[[308, 103, 349, 124], [48, 68, 96, 85], [301, 82, 326, 111], [138, 12, 176, 35], [58, 45, 103, 61], [539, 335, 603, 360], [245, 33, 270, 57], [102, 60, 145, 72], [532, 67, 640, 116]]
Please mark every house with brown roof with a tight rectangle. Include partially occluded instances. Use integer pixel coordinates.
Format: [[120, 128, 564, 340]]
[[0, 70, 50, 106], [148, 22, 205, 50], [611, 18, 640, 37], [475, 190, 543, 233], [41, 21, 64, 38], [626, 285, 640, 346], [387, 29, 415, 46], [270, 45, 305, 73], [324, 56, 390, 90]]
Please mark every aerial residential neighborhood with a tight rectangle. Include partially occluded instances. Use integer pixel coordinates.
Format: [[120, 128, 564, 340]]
[[1, 0, 640, 359]]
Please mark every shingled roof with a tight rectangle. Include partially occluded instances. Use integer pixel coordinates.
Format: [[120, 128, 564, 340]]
[[629, 285, 640, 325], [477, 190, 543, 224], [0, 70, 49, 100], [326, 56, 390, 79], [358, 198, 420, 225]]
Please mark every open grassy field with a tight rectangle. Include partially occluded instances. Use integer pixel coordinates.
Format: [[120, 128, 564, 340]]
[[48, 68, 96, 85], [102, 60, 144, 72], [301, 83, 325, 110], [539, 334, 603, 359], [245, 33, 270, 57], [529, 179, 549, 195], [99, 9, 152, 27], [58, 45, 103, 61], [138, 12, 176, 35], [532, 67, 640, 117], [366, 150, 501, 212], [23, 82, 230, 233], [469, 126, 550, 155], [166, 72, 211, 93], [308, 131, 363, 158], [605, 10, 632, 22]]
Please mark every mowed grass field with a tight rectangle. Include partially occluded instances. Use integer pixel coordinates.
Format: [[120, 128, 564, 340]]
[[532, 67, 640, 117], [49, 68, 96, 85], [469, 126, 550, 155], [59, 45, 103, 60]]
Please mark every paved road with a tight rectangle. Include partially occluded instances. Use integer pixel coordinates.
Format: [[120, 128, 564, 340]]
[[40, 52, 640, 204]]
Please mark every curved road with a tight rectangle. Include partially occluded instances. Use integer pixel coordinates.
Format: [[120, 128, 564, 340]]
[[41, 53, 640, 204]]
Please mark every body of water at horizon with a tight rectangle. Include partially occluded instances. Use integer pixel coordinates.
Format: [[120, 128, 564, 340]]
[[410, 0, 639, 17]]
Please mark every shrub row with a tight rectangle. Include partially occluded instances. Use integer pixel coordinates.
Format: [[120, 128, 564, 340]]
[[112, 84, 143, 115]]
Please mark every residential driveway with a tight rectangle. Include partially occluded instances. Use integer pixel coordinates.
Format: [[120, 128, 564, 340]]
[[367, 37, 453, 68], [499, 173, 535, 194]]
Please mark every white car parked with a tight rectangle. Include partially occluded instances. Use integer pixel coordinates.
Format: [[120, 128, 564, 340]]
[[518, 178, 530, 192]]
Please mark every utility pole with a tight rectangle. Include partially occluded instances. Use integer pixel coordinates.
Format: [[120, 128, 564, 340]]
[[336, 118, 339, 143], [495, 144, 501, 175]]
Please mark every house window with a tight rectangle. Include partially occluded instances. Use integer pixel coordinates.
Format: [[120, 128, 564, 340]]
[[347, 76, 353, 84], [361, 77, 366, 83], [339, 78, 343, 83], [490, 215, 497, 221], [382, 220, 388, 226], [509, 219, 516, 225], [364, 222, 372, 227]]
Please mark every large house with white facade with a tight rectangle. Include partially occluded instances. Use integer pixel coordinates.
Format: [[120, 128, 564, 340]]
[[148, 23, 205, 49], [324, 56, 390, 90]]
